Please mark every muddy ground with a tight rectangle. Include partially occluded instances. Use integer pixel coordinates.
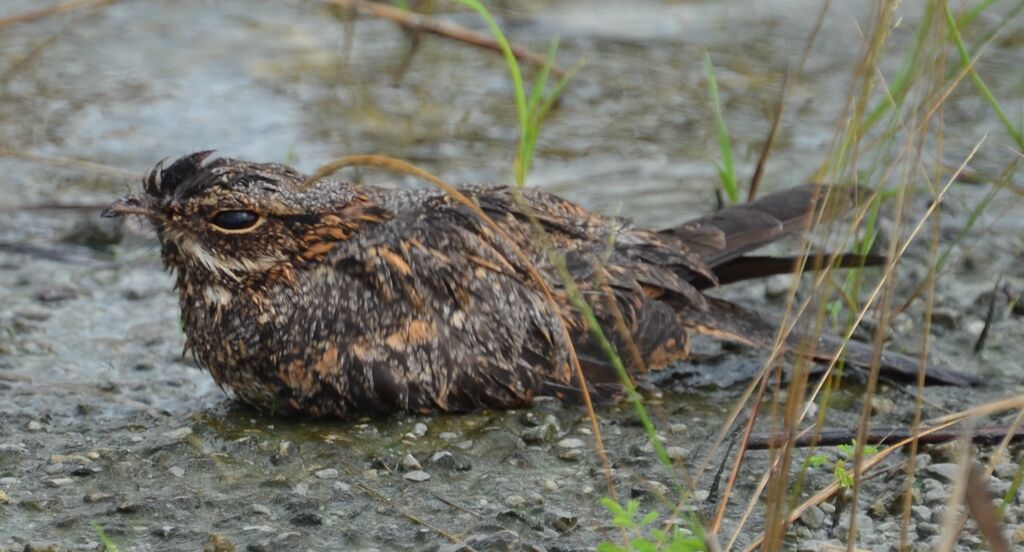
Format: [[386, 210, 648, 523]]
[[1, 1, 1023, 550]]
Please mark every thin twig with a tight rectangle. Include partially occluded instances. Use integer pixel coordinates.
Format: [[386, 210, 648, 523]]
[[0, 0, 115, 28], [744, 425, 1024, 449], [357, 483, 472, 548], [321, 0, 562, 75], [0, 148, 142, 179]]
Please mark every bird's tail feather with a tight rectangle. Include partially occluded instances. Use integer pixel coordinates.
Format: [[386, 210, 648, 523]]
[[676, 295, 977, 386]]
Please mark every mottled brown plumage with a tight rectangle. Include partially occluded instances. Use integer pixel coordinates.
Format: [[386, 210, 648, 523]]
[[103, 153, 973, 417]]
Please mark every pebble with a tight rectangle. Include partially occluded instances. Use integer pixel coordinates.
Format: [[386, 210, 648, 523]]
[[910, 505, 931, 523], [162, 427, 193, 441], [292, 483, 309, 496], [428, 451, 470, 471], [870, 396, 896, 416], [556, 437, 584, 449], [545, 508, 578, 532], [411, 423, 428, 438], [521, 423, 558, 444], [460, 530, 521, 551], [543, 479, 558, 492], [27, 420, 43, 432], [1012, 526, 1024, 544], [665, 446, 687, 461], [168, 466, 185, 478], [315, 468, 338, 479], [799, 505, 825, 529], [765, 274, 792, 297], [0, 477, 19, 486], [669, 423, 688, 435], [924, 463, 960, 483], [204, 533, 236, 552], [995, 462, 1018, 479], [400, 454, 422, 471], [557, 449, 583, 462], [504, 494, 526, 507], [438, 432, 458, 441], [404, 470, 430, 482], [47, 478, 73, 487], [363, 469, 378, 480], [0, 489, 8, 504], [252, 504, 271, 515], [333, 482, 351, 492]]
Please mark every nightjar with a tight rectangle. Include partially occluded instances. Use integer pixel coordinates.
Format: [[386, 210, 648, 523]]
[[103, 152, 972, 417]]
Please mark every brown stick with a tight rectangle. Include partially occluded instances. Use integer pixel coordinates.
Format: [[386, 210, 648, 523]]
[[322, 0, 562, 75], [744, 425, 1024, 450], [0, 0, 115, 28]]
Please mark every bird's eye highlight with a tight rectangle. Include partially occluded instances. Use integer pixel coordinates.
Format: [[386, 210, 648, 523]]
[[210, 210, 261, 232]]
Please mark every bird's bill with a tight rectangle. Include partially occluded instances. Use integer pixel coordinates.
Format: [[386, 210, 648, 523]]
[[101, 196, 151, 218]]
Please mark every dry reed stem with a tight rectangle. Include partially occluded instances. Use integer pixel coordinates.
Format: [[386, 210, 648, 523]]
[[321, 0, 561, 75], [0, 148, 142, 180], [0, 0, 115, 28], [301, 154, 616, 496]]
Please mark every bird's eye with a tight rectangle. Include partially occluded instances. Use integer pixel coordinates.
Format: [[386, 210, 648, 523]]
[[210, 210, 260, 232]]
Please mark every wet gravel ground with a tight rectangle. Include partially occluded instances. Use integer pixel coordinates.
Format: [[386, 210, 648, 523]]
[[2, 0, 1024, 550]]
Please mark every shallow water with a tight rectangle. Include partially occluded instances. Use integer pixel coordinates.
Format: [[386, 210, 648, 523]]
[[1, 1, 1023, 550]]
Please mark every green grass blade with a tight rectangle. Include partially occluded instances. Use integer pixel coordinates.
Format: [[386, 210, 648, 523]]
[[944, 2, 1024, 149], [703, 51, 738, 203]]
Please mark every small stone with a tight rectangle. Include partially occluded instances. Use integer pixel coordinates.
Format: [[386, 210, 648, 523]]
[[870, 396, 896, 416], [799, 505, 825, 529], [0, 490, 8, 504], [545, 508, 578, 533], [428, 451, 470, 471], [543, 479, 558, 492], [411, 422, 428, 438], [438, 432, 458, 441], [0, 477, 19, 486], [168, 466, 185, 478], [1011, 525, 1024, 544], [765, 274, 792, 298], [252, 504, 271, 515], [204, 534, 236, 552], [292, 483, 308, 496], [631, 480, 669, 499], [521, 423, 558, 444], [925, 463, 961, 483], [669, 423, 688, 435], [994, 462, 1018, 479], [556, 437, 584, 449], [290, 512, 324, 526], [400, 454, 422, 471], [463, 530, 521, 550], [315, 468, 338, 479], [162, 427, 193, 441], [84, 493, 114, 503], [665, 446, 687, 461], [910, 505, 932, 523], [27, 420, 43, 432], [930, 307, 961, 329], [557, 449, 583, 462], [505, 495, 526, 507], [916, 522, 940, 537], [333, 481, 351, 492], [48, 478, 74, 487], [363, 469, 378, 480], [404, 470, 430, 482]]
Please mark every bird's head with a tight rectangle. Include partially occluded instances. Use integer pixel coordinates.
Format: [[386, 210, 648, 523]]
[[103, 152, 388, 287]]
